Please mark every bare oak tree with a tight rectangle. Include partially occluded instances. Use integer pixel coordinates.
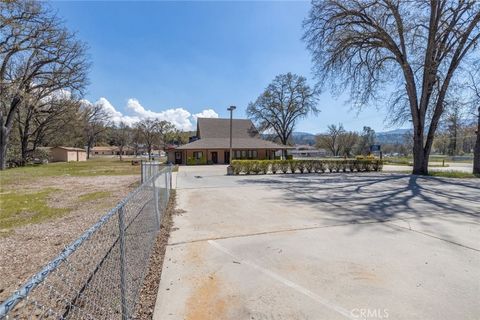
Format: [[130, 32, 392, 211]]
[[82, 102, 110, 159], [157, 120, 175, 152], [16, 89, 80, 164], [0, 0, 88, 169], [338, 130, 359, 157], [111, 122, 131, 161], [316, 123, 345, 156], [136, 118, 160, 160], [468, 70, 480, 174], [247, 73, 319, 158], [303, 0, 480, 174]]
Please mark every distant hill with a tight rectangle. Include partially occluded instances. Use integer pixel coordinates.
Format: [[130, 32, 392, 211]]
[[262, 129, 411, 146], [291, 132, 317, 146], [375, 129, 411, 145]]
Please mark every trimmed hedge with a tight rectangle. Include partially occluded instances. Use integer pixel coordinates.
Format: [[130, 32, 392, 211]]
[[187, 156, 207, 165], [230, 159, 383, 175]]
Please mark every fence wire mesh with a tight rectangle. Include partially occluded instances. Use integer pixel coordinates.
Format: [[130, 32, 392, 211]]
[[0, 164, 172, 320], [141, 161, 169, 185]]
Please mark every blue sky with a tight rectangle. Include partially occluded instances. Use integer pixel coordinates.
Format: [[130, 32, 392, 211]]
[[52, 0, 398, 133]]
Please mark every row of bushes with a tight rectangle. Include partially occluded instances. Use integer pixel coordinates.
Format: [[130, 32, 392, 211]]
[[230, 159, 383, 175], [186, 156, 207, 165]]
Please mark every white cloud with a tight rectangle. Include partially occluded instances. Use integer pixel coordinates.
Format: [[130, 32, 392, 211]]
[[193, 109, 219, 120], [83, 97, 218, 131]]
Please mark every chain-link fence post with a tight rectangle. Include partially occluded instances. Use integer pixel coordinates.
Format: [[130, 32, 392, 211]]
[[140, 160, 144, 183], [118, 205, 128, 320], [152, 176, 160, 229], [169, 164, 173, 191]]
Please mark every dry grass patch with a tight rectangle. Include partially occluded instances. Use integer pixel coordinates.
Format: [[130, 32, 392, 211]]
[[0, 188, 69, 231]]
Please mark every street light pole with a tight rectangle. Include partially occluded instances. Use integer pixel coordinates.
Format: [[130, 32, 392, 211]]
[[227, 105, 236, 175]]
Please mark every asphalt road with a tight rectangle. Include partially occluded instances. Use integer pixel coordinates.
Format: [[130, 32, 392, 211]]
[[153, 166, 480, 320]]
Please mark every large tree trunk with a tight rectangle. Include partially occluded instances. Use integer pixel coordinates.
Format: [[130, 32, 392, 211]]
[[473, 106, 480, 175], [20, 135, 29, 166], [86, 141, 92, 160], [412, 126, 429, 175], [0, 125, 8, 170]]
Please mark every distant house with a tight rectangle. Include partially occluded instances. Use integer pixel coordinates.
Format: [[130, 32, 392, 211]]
[[167, 118, 291, 165], [91, 146, 135, 156], [51, 147, 87, 162], [289, 145, 327, 158]]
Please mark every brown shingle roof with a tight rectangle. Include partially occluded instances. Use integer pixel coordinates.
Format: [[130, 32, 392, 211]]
[[91, 146, 117, 151], [176, 138, 291, 150], [53, 146, 86, 152], [197, 118, 260, 139], [175, 118, 291, 150]]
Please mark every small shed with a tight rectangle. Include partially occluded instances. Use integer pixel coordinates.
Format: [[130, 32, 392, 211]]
[[51, 147, 87, 162]]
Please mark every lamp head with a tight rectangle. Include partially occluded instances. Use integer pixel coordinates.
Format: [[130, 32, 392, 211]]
[[227, 106, 237, 111]]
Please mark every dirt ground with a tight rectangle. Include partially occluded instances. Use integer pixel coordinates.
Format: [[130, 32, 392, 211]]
[[134, 190, 178, 320], [0, 174, 139, 303]]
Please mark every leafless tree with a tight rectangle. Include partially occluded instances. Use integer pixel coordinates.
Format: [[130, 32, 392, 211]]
[[16, 89, 80, 164], [82, 102, 110, 159], [468, 70, 480, 174], [354, 126, 376, 155], [0, 0, 88, 169], [338, 131, 359, 157], [157, 120, 175, 152], [111, 122, 131, 161], [303, 0, 480, 174], [136, 118, 160, 160], [131, 126, 143, 157], [316, 124, 345, 156], [247, 73, 319, 158]]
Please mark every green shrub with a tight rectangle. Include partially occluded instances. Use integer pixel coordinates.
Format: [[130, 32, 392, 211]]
[[297, 160, 306, 173], [288, 160, 298, 173], [258, 161, 270, 174], [228, 159, 383, 175], [251, 161, 262, 174], [279, 160, 289, 173], [187, 156, 207, 165], [304, 160, 314, 173], [271, 161, 279, 174], [313, 161, 325, 173]]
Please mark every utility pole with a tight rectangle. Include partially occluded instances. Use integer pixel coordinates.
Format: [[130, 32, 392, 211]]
[[227, 105, 236, 175]]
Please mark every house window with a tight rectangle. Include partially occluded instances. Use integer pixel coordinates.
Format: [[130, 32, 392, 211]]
[[232, 150, 258, 159], [193, 151, 203, 159]]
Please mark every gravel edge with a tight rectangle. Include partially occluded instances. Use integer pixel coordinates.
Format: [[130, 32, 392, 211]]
[[133, 190, 177, 320]]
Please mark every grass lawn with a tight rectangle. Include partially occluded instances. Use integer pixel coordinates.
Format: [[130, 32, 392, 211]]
[[0, 158, 141, 231], [0, 158, 140, 187], [77, 191, 112, 203], [0, 188, 68, 231], [428, 171, 479, 179]]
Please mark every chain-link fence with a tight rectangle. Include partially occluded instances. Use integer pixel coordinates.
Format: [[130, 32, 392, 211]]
[[0, 165, 173, 320], [141, 161, 168, 184]]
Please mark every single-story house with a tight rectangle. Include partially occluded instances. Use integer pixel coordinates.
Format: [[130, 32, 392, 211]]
[[167, 118, 291, 165], [91, 146, 135, 156], [289, 145, 327, 158], [51, 146, 87, 162]]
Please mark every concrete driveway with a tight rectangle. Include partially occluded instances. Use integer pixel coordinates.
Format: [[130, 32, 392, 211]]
[[153, 165, 480, 320]]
